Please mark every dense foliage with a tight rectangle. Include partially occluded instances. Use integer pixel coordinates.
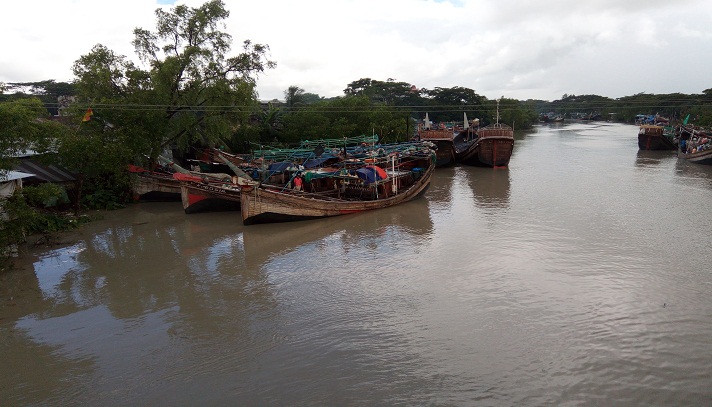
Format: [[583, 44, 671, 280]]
[[531, 90, 712, 125]]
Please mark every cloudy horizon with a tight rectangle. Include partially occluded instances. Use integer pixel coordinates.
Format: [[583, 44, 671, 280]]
[[2, 0, 710, 102]]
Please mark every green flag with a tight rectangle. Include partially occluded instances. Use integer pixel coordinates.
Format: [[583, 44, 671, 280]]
[[683, 114, 690, 125]]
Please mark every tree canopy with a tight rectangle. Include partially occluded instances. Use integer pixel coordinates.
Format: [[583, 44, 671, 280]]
[[71, 0, 275, 163]]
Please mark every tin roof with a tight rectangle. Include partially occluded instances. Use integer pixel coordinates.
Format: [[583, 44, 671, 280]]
[[14, 158, 76, 183], [0, 170, 36, 182]]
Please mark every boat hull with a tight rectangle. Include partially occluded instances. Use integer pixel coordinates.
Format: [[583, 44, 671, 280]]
[[180, 182, 242, 214], [678, 149, 712, 165], [469, 124, 514, 167], [477, 137, 514, 167], [131, 173, 181, 201], [453, 131, 479, 165], [431, 140, 456, 167], [418, 128, 455, 167]]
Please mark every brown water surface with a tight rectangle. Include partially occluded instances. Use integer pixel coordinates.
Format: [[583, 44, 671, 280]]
[[2, 122, 712, 405]]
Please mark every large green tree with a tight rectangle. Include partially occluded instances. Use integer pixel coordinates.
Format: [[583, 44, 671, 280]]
[[72, 0, 275, 164], [421, 86, 486, 123]]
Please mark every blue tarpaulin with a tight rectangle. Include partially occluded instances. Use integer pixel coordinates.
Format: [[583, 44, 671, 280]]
[[303, 157, 331, 169], [268, 162, 292, 172], [354, 166, 387, 184]]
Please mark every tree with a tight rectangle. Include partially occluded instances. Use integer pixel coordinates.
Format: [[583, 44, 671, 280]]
[[421, 86, 486, 122], [257, 103, 283, 143], [284, 86, 306, 109], [72, 0, 276, 164], [0, 80, 76, 115], [344, 78, 421, 107], [0, 98, 64, 171]]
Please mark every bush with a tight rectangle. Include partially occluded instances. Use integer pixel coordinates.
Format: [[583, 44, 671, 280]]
[[0, 184, 90, 268]]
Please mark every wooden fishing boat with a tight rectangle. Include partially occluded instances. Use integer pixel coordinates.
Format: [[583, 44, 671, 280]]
[[129, 165, 182, 201], [638, 125, 676, 150], [678, 148, 712, 165], [129, 157, 234, 202], [453, 113, 480, 165], [174, 173, 244, 214], [676, 125, 712, 165], [474, 123, 514, 167], [240, 144, 436, 225], [469, 100, 514, 167], [417, 113, 455, 167], [174, 152, 261, 213]]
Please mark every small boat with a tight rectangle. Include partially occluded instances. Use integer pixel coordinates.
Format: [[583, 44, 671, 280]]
[[240, 143, 436, 225], [417, 113, 456, 167], [471, 100, 514, 167], [638, 124, 676, 150]]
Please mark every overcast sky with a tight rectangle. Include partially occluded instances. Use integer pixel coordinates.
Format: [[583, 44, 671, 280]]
[[2, 0, 711, 102]]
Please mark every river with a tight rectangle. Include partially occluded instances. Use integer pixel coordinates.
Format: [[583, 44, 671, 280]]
[[2, 122, 711, 406]]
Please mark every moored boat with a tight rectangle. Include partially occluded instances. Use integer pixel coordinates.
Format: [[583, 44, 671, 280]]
[[240, 143, 436, 225], [129, 157, 234, 202], [475, 123, 514, 167], [417, 113, 456, 167], [175, 173, 245, 214], [677, 125, 712, 165], [129, 165, 182, 201], [678, 148, 712, 165], [638, 124, 676, 150], [453, 112, 480, 165], [470, 101, 514, 167]]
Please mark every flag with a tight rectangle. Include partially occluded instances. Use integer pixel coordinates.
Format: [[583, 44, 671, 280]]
[[82, 108, 93, 122], [683, 114, 690, 125]]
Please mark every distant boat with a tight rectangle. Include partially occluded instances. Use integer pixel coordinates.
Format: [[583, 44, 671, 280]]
[[638, 125, 676, 150], [417, 113, 456, 167]]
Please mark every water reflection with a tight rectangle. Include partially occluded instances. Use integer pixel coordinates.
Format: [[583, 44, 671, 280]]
[[673, 157, 712, 189], [463, 166, 511, 210], [634, 150, 675, 168], [243, 197, 434, 266], [425, 166, 456, 215]]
